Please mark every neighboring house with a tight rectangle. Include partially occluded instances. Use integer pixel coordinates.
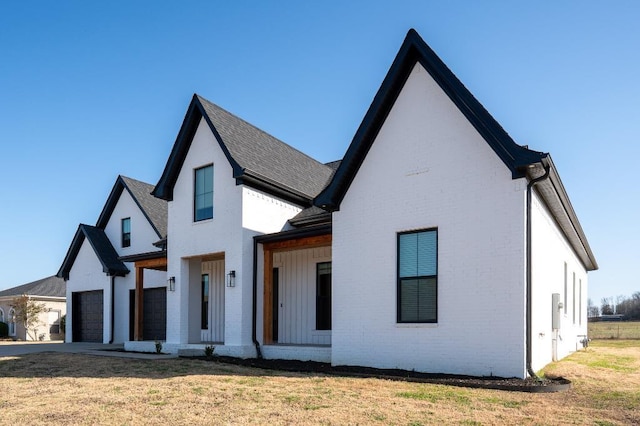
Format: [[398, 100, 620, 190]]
[[58, 29, 597, 379], [0, 276, 66, 341], [57, 175, 168, 344]]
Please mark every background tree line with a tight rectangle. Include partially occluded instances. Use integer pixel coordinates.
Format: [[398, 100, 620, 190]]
[[588, 292, 640, 320]]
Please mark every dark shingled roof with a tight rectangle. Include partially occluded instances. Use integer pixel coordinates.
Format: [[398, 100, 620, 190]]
[[288, 206, 332, 228], [153, 95, 334, 206], [57, 224, 130, 280], [0, 276, 65, 298], [287, 160, 340, 228], [98, 176, 167, 238]]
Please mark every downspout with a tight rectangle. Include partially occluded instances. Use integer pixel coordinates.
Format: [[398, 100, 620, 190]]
[[109, 276, 115, 344], [526, 164, 550, 378], [251, 237, 263, 359]]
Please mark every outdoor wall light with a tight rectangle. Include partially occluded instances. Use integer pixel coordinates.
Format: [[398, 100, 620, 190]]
[[168, 276, 176, 292], [227, 270, 236, 287]]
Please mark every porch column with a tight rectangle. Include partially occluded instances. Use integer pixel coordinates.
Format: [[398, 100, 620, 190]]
[[134, 266, 144, 341], [263, 247, 273, 344]]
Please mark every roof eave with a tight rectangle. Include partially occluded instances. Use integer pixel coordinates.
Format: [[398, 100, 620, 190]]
[[152, 95, 204, 201], [57, 225, 86, 280], [255, 224, 332, 244], [531, 157, 598, 271], [236, 171, 313, 207], [95, 176, 126, 229]]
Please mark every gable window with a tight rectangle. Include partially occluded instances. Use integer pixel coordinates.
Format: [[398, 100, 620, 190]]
[[201, 274, 209, 330], [316, 262, 332, 330], [121, 218, 131, 248], [194, 165, 213, 221], [397, 229, 437, 323]]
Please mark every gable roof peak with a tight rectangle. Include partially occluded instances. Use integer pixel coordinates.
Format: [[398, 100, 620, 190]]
[[97, 175, 167, 239], [57, 224, 129, 280], [153, 94, 334, 205], [315, 28, 547, 211]]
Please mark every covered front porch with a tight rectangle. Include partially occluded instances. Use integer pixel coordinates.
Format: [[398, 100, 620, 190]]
[[119, 251, 168, 343], [257, 225, 332, 362], [124, 251, 227, 354]]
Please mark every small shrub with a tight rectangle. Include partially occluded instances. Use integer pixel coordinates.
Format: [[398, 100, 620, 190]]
[[0, 321, 8, 337], [60, 315, 66, 334], [204, 345, 215, 359], [155, 341, 163, 354]]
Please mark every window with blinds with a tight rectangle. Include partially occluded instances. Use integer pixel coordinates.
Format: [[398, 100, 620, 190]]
[[397, 229, 437, 323]]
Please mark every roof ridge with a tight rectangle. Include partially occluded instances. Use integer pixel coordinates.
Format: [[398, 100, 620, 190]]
[[195, 94, 331, 169]]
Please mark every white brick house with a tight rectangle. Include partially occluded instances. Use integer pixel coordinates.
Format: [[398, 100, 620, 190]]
[[313, 30, 596, 378], [59, 29, 596, 379], [58, 176, 167, 344]]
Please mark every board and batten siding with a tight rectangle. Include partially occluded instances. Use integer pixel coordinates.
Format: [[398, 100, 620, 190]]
[[201, 260, 225, 343], [273, 246, 331, 346]]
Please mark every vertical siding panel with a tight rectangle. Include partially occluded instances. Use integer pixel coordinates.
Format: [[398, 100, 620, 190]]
[[298, 250, 304, 344], [271, 246, 331, 345], [212, 259, 225, 342]]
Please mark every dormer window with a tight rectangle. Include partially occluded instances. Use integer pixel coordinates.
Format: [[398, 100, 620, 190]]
[[194, 165, 213, 221], [122, 217, 131, 247]]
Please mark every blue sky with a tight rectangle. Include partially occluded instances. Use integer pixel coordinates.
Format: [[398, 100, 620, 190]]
[[0, 1, 637, 306]]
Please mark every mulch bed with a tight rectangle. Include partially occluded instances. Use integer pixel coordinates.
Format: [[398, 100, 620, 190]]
[[194, 355, 571, 393]]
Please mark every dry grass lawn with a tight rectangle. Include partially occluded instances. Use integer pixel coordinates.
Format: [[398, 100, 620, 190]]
[[0, 340, 638, 425]]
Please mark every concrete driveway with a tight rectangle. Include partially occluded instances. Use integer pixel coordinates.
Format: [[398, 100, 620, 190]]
[[0, 341, 123, 356], [0, 341, 177, 359]]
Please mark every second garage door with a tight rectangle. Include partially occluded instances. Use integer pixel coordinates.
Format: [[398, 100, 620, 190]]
[[129, 287, 167, 341], [72, 290, 104, 342]]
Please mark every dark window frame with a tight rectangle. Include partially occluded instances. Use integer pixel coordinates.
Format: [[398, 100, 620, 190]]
[[316, 262, 332, 330], [121, 217, 131, 248], [397, 228, 438, 324], [194, 164, 214, 222], [201, 274, 209, 330]]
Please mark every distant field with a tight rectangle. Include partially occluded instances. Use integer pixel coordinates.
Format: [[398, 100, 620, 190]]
[[589, 320, 640, 339]]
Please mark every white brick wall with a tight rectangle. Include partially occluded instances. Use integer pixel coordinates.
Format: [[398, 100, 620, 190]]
[[331, 63, 529, 378], [66, 182, 167, 344], [65, 239, 111, 343], [104, 189, 161, 256], [165, 118, 303, 352], [530, 191, 588, 371]]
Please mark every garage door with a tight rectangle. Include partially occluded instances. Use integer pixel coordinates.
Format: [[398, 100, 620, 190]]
[[129, 287, 166, 341], [72, 290, 103, 342]]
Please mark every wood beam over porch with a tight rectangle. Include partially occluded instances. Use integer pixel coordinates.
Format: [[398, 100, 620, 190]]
[[131, 255, 167, 341], [262, 233, 331, 344]]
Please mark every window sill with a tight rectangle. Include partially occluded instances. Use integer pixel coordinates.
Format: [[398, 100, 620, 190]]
[[193, 218, 214, 224], [395, 323, 438, 329]]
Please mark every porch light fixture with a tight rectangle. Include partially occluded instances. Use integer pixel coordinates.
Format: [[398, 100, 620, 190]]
[[168, 276, 176, 291], [227, 270, 236, 287]]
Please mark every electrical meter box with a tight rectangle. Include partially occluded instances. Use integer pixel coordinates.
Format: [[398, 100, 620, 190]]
[[552, 293, 562, 330]]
